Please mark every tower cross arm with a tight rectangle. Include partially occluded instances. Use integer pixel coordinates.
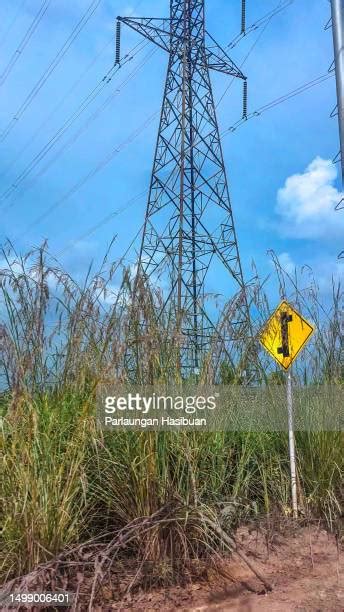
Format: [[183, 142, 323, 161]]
[[205, 32, 245, 78], [117, 17, 171, 53], [118, 16, 245, 80]]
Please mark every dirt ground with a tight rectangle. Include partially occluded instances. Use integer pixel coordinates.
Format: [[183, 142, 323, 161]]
[[105, 526, 343, 612]]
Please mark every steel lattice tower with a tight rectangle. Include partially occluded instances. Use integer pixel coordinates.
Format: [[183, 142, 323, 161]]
[[119, 1, 253, 376]]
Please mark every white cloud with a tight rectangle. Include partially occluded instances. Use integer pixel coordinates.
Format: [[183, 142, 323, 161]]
[[276, 252, 295, 275], [276, 157, 344, 239], [309, 258, 344, 294]]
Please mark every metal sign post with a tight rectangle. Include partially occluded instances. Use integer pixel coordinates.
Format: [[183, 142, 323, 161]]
[[260, 301, 315, 518], [286, 369, 298, 517]]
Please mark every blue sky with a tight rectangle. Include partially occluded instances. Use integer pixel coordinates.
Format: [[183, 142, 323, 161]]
[[0, 0, 343, 303]]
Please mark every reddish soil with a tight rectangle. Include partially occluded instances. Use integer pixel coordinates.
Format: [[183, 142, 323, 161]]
[[105, 526, 343, 612]]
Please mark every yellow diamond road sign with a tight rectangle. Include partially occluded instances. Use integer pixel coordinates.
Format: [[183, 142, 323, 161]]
[[260, 301, 315, 370]]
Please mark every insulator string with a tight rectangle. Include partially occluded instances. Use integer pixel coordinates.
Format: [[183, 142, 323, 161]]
[[241, 0, 246, 34], [115, 20, 121, 65], [242, 80, 248, 119]]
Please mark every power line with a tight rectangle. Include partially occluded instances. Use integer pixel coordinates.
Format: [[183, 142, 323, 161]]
[[1, 60, 121, 199], [56, 161, 182, 262], [47, 72, 333, 244], [0, 0, 51, 89], [227, 0, 295, 50], [217, 0, 289, 109], [0, 0, 102, 142], [38, 72, 333, 255], [0, 0, 28, 50], [220, 72, 334, 137], [1, 41, 148, 200], [66, 169, 186, 266], [2, 42, 153, 206], [8, 0, 332, 278], [56, 191, 146, 258], [9, 0, 147, 258], [14, 109, 159, 240], [0, 38, 113, 181], [56, 163, 181, 260]]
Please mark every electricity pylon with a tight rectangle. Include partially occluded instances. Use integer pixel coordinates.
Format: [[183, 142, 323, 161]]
[[118, 1, 254, 377]]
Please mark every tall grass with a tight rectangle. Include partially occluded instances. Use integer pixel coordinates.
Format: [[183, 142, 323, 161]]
[[0, 243, 343, 585]]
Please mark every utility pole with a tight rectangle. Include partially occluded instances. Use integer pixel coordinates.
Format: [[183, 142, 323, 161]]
[[118, 1, 254, 378], [331, 0, 344, 183]]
